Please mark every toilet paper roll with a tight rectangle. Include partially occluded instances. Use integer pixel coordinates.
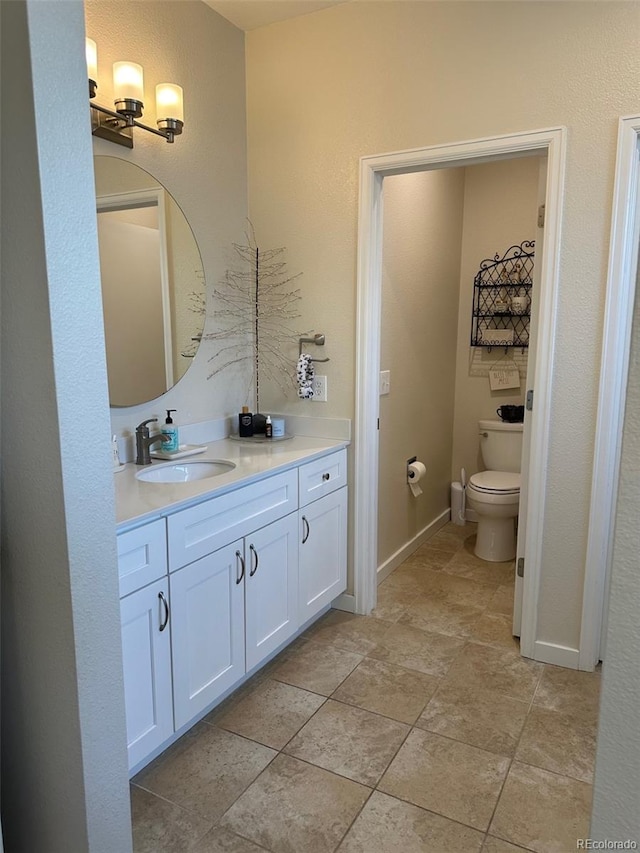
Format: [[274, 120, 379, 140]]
[[407, 460, 427, 497]]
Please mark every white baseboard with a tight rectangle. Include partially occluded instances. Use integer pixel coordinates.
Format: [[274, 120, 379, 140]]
[[377, 509, 451, 585], [332, 592, 355, 613], [531, 640, 580, 669]]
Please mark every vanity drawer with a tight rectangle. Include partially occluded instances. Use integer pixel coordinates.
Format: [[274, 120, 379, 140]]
[[117, 519, 167, 598], [167, 469, 298, 571], [298, 449, 347, 508]]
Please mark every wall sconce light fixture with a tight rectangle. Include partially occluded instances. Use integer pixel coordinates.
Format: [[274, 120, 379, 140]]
[[86, 38, 184, 148]]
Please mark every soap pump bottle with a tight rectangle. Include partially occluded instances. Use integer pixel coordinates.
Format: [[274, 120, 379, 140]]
[[161, 409, 179, 452], [265, 415, 273, 439], [238, 405, 253, 437]]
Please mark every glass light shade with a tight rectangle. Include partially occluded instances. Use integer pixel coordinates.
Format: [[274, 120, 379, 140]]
[[85, 38, 98, 81], [113, 61, 144, 103], [156, 83, 184, 123]]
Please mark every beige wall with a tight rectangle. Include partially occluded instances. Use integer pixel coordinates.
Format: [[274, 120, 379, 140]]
[[378, 169, 465, 568], [452, 157, 540, 480], [85, 0, 248, 433], [246, 1, 639, 653]]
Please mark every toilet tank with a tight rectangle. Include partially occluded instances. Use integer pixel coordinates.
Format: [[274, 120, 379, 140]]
[[478, 419, 523, 473]]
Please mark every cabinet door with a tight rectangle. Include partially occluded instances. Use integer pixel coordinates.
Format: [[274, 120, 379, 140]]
[[245, 514, 299, 671], [299, 487, 348, 622], [170, 541, 245, 730], [120, 579, 173, 771]]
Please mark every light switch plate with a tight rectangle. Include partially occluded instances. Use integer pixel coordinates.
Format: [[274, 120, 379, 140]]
[[379, 370, 391, 396], [312, 375, 327, 402]]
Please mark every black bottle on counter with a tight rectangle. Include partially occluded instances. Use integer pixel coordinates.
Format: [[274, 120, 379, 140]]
[[238, 406, 253, 437]]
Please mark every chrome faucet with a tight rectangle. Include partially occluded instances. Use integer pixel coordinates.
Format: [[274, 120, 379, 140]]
[[135, 418, 170, 465]]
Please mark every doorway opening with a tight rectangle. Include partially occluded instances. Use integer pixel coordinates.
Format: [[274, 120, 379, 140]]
[[353, 128, 567, 665], [376, 156, 543, 649]]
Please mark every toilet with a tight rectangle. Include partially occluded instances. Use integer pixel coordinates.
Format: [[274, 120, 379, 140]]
[[466, 419, 523, 562]]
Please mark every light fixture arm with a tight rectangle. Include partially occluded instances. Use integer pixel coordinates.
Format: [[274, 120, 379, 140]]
[[90, 99, 183, 147]]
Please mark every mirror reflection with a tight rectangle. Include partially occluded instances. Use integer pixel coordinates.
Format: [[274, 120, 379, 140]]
[[94, 156, 205, 407]]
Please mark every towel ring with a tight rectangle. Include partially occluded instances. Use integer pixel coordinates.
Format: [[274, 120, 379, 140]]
[[298, 333, 330, 363]]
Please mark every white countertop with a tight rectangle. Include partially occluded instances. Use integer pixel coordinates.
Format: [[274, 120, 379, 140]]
[[114, 435, 349, 529]]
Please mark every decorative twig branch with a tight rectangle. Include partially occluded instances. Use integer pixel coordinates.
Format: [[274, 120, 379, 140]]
[[205, 222, 307, 413]]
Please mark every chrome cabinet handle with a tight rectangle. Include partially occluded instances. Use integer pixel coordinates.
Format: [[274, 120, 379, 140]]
[[158, 591, 169, 632], [302, 515, 310, 544], [249, 544, 259, 577], [322, 472, 330, 481], [235, 550, 245, 585]]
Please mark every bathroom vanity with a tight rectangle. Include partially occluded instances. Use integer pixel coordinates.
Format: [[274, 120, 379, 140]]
[[115, 437, 348, 773]]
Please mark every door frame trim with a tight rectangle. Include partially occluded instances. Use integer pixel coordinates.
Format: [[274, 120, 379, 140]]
[[353, 127, 567, 662], [579, 115, 640, 669]]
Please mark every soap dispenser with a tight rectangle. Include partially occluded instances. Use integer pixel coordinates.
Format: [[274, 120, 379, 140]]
[[161, 409, 179, 452]]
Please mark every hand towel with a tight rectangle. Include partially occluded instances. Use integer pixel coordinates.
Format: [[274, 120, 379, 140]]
[[297, 353, 315, 398]]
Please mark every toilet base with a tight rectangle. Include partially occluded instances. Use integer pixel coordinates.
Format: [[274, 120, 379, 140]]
[[475, 516, 516, 562]]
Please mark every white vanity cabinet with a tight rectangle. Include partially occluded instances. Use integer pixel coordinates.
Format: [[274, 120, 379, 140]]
[[298, 451, 348, 622], [170, 541, 245, 730], [170, 513, 298, 729], [120, 580, 173, 769], [243, 512, 299, 670], [118, 521, 173, 769], [299, 489, 348, 621], [117, 447, 347, 773], [167, 469, 299, 729]]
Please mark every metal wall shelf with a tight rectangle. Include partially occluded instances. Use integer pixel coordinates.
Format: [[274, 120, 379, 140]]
[[470, 241, 535, 350]]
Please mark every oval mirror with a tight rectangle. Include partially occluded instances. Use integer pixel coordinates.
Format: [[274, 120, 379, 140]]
[[94, 156, 205, 407]]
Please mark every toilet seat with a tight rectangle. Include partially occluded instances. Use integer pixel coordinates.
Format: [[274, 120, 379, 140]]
[[468, 471, 520, 495]]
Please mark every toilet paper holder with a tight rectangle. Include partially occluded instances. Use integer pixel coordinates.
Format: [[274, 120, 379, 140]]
[[407, 456, 426, 497]]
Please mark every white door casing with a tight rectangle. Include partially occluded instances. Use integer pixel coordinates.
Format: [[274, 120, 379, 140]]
[[354, 128, 567, 664], [580, 115, 640, 670], [513, 156, 548, 637]]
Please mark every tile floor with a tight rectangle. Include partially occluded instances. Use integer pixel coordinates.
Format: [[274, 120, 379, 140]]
[[131, 522, 600, 853]]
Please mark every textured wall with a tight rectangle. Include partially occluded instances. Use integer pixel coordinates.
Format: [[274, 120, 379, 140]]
[[378, 169, 465, 567], [246, 0, 640, 652], [451, 157, 540, 481], [591, 258, 640, 839], [85, 0, 249, 434], [1, 1, 132, 848]]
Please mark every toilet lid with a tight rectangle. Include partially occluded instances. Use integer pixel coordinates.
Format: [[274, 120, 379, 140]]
[[469, 471, 520, 494]]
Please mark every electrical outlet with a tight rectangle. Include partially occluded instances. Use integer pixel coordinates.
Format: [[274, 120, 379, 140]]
[[379, 370, 391, 396], [312, 375, 327, 402]]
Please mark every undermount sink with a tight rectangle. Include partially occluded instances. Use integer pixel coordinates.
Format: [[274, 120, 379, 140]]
[[135, 460, 236, 484]]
